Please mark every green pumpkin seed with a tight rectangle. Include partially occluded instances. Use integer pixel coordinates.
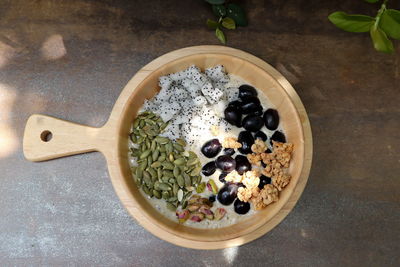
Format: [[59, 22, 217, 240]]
[[173, 183, 179, 196], [161, 176, 170, 183], [166, 202, 176, 211], [159, 183, 172, 191], [147, 156, 153, 167], [143, 174, 152, 187], [167, 197, 177, 202], [146, 139, 151, 149], [131, 166, 137, 173], [176, 138, 186, 147], [173, 166, 180, 178], [133, 118, 140, 128], [181, 200, 188, 209], [151, 161, 161, 168], [157, 168, 162, 179], [139, 160, 147, 171], [173, 143, 184, 152], [184, 173, 192, 187], [144, 119, 155, 125], [162, 170, 174, 178], [176, 175, 185, 188], [160, 122, 168, 132], [152, 149, 160, 161], [162, 191, 170, 200], [174, 158, 186, 166], [154, 181, 160, 190], [155, 136, 169, 144], [139, 120, 145, 128], [143, 185, 152, 196], [150, 140, 156, 151], [162, 162, 174, 170], [196, 175, 202, 184], [177, 189, 184, 201], [188, 151, 197, 159], [187, 158, 199, 166], [168, 153, 174, 162], [135, 167, 143, 180], [158, 154, 166, 162], [196, 182, 206, 193], [190, 166, 201, 176], [153, 190, 161, 199], [137, 136, 144, 144], [130, 133, 137, 143], [140, 150, 151, 159], [159, 145, 166, 153], [165, 142, 173, 154]]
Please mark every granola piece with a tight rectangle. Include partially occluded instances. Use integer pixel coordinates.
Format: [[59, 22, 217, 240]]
[[225, 170, 243, 183], [237, 186, 260, 202], [242, 170, 261, 190], [251, 139, 267, 153], [272, 173, 291, 191], [247, 153, 262, 166], [272, 141, 294, 168], [222, 137, 242, 149], [251, 184, 279, 210], [210, 125, 219, 136]]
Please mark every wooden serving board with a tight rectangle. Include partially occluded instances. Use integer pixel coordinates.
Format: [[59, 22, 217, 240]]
[[23, 46, 313, 249]]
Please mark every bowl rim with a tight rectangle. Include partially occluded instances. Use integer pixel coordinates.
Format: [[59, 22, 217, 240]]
[[104, 45, 313, 249]]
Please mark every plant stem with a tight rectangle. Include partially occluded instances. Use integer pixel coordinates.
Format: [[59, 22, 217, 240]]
[[374, 0, 388, 29]]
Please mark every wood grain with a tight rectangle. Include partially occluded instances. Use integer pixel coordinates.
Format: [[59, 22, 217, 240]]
[[23, 45, 313, 249]]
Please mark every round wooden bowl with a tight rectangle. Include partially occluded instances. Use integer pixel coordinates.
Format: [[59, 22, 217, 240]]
[[23, 46, 312, 249]]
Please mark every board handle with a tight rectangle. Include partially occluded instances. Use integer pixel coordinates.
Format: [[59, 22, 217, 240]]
[[23, 114, 108, 162]]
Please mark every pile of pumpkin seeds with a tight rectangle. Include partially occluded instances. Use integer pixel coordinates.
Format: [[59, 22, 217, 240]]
[[130, 111, 202, 212]]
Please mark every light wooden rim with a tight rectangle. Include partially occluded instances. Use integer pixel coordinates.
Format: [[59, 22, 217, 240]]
[[103, 46, 313, 249]]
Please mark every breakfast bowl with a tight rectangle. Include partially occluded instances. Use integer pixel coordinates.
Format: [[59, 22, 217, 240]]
[[23, 45, 312, 249]]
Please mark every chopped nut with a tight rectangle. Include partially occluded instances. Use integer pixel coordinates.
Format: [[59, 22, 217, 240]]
[[214, 208, 227, 221], [237, 186, 260, 202], [176, 210, 190, 223], [251, 139, 267, 153], [222, 137, 242, 149], [190, 212, 205, 222], [225, 170, 243, 183], [210, 125, 219, 136], [188, 204, 200, 212], [242, 170, 260, 190]]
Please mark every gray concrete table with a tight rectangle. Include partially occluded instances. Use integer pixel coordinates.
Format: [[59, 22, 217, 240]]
[[1, 0, 399, 266]]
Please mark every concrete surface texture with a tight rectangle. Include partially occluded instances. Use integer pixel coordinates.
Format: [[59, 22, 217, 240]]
[[0, 0, 399, 266]]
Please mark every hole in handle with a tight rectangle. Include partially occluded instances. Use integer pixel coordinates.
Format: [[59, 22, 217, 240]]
[[40, 130, 53, 142]]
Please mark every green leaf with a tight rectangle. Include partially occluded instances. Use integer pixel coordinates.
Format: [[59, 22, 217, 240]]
[[207, 19, 219, 30], [328, 11, 375, 32], [370, 26, 394, 53], [380, 10, 400, 40], [226, 3, 247, 27], [205, 0, 225, 4], [212, 4, 226, 17], [364, 0, 379, 3], [386, 9, 400, 23], [215, 28, 226, 44], [221, 17, 236, 29]]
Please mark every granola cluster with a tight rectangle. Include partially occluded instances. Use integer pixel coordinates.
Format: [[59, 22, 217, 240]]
[[222, 137, 242, 149], [225, 170, 243, 183], [234, 140, 294, 210], [251, 139, 267, 153]]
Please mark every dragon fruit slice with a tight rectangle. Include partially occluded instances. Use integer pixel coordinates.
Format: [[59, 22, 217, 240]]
[[193, 96, 207, 107], [154, 101, 181, 122], [205, 65, 229, 83]]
